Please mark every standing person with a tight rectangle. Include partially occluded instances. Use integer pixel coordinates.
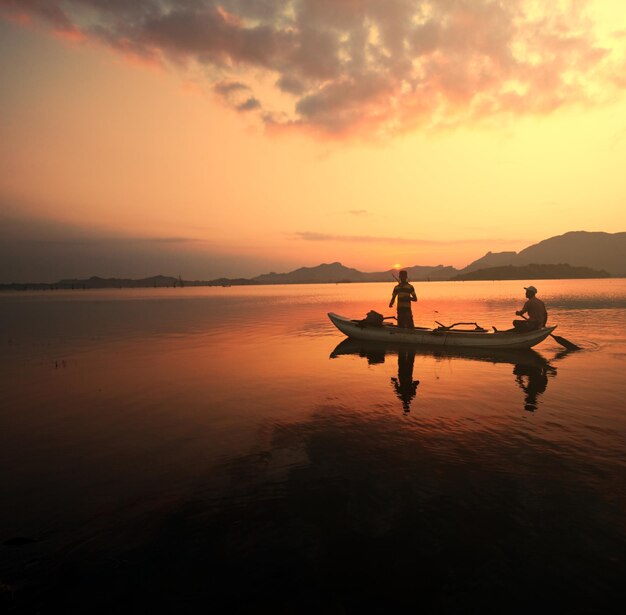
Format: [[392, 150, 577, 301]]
[[514, 285, 548, 331], [389, 270, 417, 329]]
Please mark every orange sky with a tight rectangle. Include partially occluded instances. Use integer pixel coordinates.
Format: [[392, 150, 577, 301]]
[[1, 1, 625, 281]]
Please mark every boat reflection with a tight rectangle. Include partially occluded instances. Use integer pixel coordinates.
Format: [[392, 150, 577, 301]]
[[330, 339, 560, 413]]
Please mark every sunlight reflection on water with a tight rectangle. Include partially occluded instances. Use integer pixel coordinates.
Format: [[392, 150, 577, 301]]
[[0, 279, 625, 611]]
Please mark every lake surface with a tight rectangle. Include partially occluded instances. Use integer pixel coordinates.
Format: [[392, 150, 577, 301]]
[[1, 280, 625, 613]]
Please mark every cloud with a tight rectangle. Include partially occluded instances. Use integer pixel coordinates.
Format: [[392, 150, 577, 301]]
[[291, 231, 511, 246], [30, 236, 201, 246], [214, 81, 250, 96], [2, 0, 624, 139], [0, 0, 73, 31], [0, 212, 269, 281], [236, 96, 261, 111], [214, 80, 262, 112], [348, 210, 367, 216]]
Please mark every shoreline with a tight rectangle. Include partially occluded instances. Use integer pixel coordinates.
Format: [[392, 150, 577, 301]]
[[1, 276, 623, 292]]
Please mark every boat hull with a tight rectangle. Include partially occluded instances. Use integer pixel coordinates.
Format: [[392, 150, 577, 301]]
[[328, 313, 556, 350]]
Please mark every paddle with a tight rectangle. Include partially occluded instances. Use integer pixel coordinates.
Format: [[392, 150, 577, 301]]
[[519, 314, 581, 351]]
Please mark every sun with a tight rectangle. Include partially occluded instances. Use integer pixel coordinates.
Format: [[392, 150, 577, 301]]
[[393, 263, 402, 269]]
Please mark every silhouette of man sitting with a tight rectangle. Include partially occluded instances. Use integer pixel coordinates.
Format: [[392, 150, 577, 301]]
[[513, 285, 548, 332], [514, 362, 550, 411]]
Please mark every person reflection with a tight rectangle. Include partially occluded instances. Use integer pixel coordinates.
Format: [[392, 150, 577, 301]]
[[513, 362, 552, 411], [391, 348, 420, 413]]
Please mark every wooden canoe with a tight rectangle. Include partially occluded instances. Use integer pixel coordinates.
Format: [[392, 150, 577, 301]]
[[328, 312, 557, 350]]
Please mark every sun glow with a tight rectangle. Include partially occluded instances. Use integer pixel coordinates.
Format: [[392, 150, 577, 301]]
[[0, 1, 625, 281]]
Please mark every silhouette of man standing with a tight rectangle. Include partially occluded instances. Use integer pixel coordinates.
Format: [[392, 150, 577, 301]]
[[389, 270, 417, 329], [391, 348, 420, 412]]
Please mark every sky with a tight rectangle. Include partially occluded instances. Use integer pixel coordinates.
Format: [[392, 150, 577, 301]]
[[1, 0, 625, 282]]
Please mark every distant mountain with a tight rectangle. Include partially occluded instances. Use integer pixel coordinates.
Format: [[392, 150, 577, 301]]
[[415, 265, 460, 281], [0, 275, 186, 290], [459, 251, 518, 274], [516, 231, 626, 276], [0, 275, 237, 290], [370, 265, 460, 282], [2, 230, 624, 289], [453, 263, 611, 281], [461, 232, 626, 277], [253, 262, 460, 284], [57, 275, 182, 288], [254, 262, 366, 284]]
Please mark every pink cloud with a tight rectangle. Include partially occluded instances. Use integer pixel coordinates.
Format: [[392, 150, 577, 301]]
[[1, 0, 623, 139]]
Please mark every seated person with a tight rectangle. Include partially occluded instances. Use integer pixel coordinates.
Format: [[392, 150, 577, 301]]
[[513, 285, 547, 331]]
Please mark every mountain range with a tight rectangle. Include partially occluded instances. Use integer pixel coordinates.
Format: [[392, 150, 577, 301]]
[[234, 231, 623, 284], [461, 231, 626, 276], [453, 263, 610, 281], [1, 231, 623, 289]]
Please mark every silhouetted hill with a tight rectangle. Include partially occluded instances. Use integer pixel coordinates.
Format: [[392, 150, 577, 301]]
[[410, 265, 460, 281], [459, 251, 518, 274], [58, 275, 181, 288], [516, 231, 626, 276], [252, 262, 461, 284], [0, 275, 246, 290], [453, 263, 610, 281], [0, 275, 187, 290], [462, 231, 626, 277], [254, 262, 366, 284], [2, 230, 624, 289], [369, 265, 459, 282]]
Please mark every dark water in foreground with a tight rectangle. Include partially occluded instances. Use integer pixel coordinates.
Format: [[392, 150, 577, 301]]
[[1, 280, 625, 613]]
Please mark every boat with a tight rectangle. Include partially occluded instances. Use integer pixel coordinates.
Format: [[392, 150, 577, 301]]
[[327, 312, 557, 350]]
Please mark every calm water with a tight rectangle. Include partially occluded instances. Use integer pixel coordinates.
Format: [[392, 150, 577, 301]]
[[1, 280, 625, 613]]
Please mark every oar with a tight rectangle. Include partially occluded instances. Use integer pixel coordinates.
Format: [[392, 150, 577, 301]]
[[520, 314, 581, 351]]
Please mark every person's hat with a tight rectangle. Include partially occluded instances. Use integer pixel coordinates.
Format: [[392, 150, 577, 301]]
[[524, 285, 538, 294]]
